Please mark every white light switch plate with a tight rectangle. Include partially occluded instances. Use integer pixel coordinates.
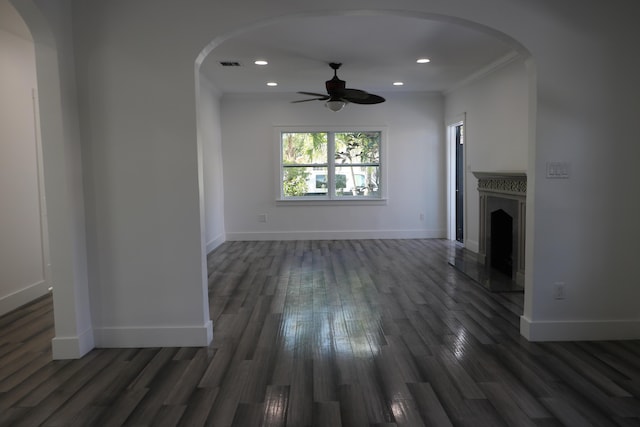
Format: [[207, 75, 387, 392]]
[[546, 161, 570, 179]]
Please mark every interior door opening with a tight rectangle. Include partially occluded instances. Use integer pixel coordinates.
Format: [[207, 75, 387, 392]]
[[455, 124, 464, 243], [448, 117, 465, 244]]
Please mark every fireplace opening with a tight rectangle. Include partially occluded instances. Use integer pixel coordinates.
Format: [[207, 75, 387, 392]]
[[490, 209, 513, 277]]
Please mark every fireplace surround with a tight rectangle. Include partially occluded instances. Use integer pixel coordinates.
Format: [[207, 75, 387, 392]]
[[473, 171, 527, 287]]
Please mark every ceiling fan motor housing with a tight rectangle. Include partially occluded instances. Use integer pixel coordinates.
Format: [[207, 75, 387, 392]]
[[326, 63, 346, 95], [326, 76, 346, 95]]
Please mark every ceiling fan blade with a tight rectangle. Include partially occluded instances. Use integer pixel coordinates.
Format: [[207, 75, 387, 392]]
[[339, 88, 370, 99], [291, 97, 329, 103], [343, 92, 385, 105], [297, 91, 328, 98]]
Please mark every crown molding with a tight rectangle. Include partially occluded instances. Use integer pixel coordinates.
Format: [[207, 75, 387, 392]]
[[443, 51, 521, 96]]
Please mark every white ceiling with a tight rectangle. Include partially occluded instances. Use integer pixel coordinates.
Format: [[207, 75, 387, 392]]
[[1, 6, 516, 96], [200, 14, 518, 96]]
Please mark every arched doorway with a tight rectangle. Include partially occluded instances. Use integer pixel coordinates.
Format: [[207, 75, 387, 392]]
[[9, 0, 94, 359], [195, 10, 535, 333], [0, 0, 50, 316]]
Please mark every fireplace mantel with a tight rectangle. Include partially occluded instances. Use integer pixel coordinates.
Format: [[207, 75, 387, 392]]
[[472, 171, 526, 196], [473, 171, 527, 287]]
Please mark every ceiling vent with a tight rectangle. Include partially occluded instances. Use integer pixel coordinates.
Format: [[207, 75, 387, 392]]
[[219, 61, 241, 67]]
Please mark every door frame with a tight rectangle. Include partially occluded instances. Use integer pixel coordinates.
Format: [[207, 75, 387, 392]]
[[446, 114, 466, 243]]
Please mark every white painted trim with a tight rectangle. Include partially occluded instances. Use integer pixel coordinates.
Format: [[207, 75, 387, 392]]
[[94, 320, 213, 348], [464, 239, 479, 253], [206, 234, 226, 253], [226, 229, 446, 241], [51, 326, 95, 359], [275, 198, 388, 206], [32, 88, 52, 288], [0, 280, 50, 316], [523, 56, 538, 323], [520, 315, 640, 341]]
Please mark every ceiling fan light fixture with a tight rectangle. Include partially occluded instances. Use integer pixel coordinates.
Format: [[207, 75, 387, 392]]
[[325, 99, 346, 112], [294, 63, 384, 109]]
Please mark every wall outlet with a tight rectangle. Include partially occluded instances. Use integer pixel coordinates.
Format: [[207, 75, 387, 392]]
[[257, 213, 267, 223], [419, 212, 425, 221], [553, 282, 566, 300]]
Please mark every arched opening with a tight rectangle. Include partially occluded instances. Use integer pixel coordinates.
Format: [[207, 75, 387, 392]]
[[195, 10, 536, 333], [0, 0, 50, 316], [8, 0, 94, 359]]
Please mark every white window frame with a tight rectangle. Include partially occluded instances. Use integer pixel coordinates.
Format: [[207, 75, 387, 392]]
[[275, 126, 388, 205]]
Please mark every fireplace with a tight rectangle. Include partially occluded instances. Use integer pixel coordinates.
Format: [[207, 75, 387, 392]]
[[491, 209, 513, 277], [473, 172, 526, 287]]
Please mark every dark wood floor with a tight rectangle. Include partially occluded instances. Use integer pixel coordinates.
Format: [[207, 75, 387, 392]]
[[0, 239, 639, 426]]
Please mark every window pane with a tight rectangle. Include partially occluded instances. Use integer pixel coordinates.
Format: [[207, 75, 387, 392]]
[[335, 132, 380, 164], [283, 166, 328, 197], [282, 132, 327, 165], [279, 129, 383, 200], [334, 166, 380, 197]]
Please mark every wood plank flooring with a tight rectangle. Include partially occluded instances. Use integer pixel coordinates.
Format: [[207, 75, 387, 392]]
[[1, 239, 639, 426]]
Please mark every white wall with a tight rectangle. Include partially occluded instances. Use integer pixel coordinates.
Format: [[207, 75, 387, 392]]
[[0, 26, 49, 316], [71, 0, 212, 349], [221, 92, 446, 240], [444, 57, 530, 251], [197, 76, 226, 253], [26, 0, 637, 357]]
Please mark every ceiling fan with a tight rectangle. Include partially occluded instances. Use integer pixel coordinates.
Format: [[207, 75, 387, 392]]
[[293, 63, 385, 111]]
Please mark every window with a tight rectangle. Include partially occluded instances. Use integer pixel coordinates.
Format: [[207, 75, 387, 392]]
[[279, 129, 384, 200]]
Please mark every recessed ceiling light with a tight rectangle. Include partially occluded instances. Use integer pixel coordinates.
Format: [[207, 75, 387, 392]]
[[416, 58, 431, 64], [393, 82, 404, 86], [254, 60, 268, 66], [267, 82, 278, 87]]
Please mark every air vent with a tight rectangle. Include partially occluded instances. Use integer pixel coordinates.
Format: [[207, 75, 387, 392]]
[[219, 61, 241, 67]]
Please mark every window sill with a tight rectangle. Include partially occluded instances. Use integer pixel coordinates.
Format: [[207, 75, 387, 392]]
[[276, 198, 388, 207]]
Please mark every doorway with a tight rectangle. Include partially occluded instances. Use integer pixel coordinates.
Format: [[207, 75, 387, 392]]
[[447, 116, 465, 244], [455, 124, 464, 243]]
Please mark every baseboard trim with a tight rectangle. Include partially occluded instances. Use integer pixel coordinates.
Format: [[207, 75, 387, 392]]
[[0, 280, 50, 317], [226, 229, 446, 241], [94, 320, 213, 348], [520, 315, 640, 341], [464, 239, 479, 253], [206, 234, 225, 253], [52, 327, 95, 359]]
